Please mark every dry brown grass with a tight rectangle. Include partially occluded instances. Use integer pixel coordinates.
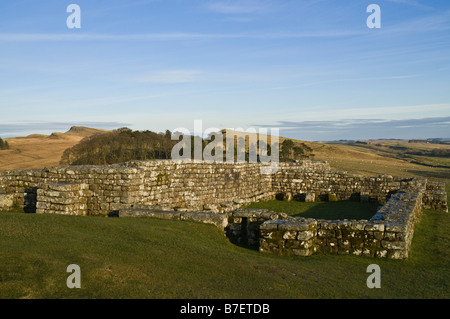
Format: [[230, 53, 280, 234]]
[[223, 130, 450, 182], [308, 142, 450, 183], [0, 127, 109, 172], [1, 127, 448, 183]]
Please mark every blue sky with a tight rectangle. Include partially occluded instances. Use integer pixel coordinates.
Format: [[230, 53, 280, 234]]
[[0, 0, 449, 140]]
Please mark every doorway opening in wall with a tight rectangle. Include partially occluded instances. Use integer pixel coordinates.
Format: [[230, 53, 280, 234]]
[[225, 216, 265, 251], [241, 217, 248, 246]]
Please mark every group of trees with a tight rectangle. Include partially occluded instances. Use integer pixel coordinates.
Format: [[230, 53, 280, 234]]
[[60, 128, 176, 165], [0, 137, 9, 150], [280, 139, 313, 161], [60, 128, 315, 166], [428, 148, 450, 158], [170, 134, 314, 163], [395, 146, 450, 158]]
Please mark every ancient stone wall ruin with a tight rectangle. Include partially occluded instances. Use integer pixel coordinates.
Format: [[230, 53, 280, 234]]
[[0, 159, 447, 259], [256, 188, 425, 259]]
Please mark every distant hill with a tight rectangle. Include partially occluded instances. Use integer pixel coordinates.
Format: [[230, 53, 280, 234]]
[[319, 139, 450, 181], [64, 126, 110, 137], [0, 126, 110, 171], [1, 126, 449, 182]]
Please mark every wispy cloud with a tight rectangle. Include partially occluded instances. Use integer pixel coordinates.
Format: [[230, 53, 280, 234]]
[[274, 103, 450, 124], [131, 70, 201, 84], [268, 74, 419, 91], [206, 1, 268, 14], [0, 30, 365, 42], [385, 0, 434, 10], [253, 117, 450, 141], [383, 9, 450, 33]]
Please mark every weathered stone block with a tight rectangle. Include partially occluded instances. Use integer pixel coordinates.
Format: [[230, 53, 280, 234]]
[[305, 193, 316, 202], [297, 230, 314, 241], [282, 231, 297, 240], [383, 231, 396, 241], [387, 249, 408, 259], [0, 193, 15, 210], [292, 248, 313, 256], [285, 240, 301, 249], [381, 240, 407, 250], [180, 212, 228, 229]]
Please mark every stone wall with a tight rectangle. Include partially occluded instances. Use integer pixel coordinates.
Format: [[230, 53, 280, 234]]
[[226, 209, 289, 249], [0, 193, 15, 211], [244, 184, 425, 259], [0, 160, 289, 215], [110, 208, 229, 229], [0, 160, 446, 216], [108, 185, 425, 259], [272, 170, 429, 204], [0, 159, 447, 259], [36, 183, 91, 216], [423, 181, 448, 211]]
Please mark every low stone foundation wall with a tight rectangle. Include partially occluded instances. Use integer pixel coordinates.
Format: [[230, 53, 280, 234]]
[[113, 187, 424, 260], [0, 160, 447, 260], [225, 209, 288, 248], [260, 217, 317, 256], [110, 208, 229, 230], [61, 173, 435, 260], [272, 170, 441, 206], [258, 187, 425, 259], [423, 181, 448, 212]]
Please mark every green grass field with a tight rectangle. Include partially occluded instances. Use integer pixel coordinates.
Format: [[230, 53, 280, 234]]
[[0, 205, 448, 299]]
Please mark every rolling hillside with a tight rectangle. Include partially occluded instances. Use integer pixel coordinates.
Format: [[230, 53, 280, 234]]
[[0, 127, 109, 172], [222, 129, 450, 182], [0, 127, 448, 183], [316, 140, 450, 182]]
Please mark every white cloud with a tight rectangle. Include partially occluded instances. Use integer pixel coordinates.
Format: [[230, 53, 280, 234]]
[[380, 9, 450, 33], [384, 0, 433, 10], [132, 70, 201, 84], [253, 116, 450, 140], [268, 103, 450, 123], [206, 1, 267, 14]]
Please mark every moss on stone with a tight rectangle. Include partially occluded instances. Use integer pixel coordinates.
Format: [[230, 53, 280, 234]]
[[156, 173, 169, 186], [328, 194, 340, 202]]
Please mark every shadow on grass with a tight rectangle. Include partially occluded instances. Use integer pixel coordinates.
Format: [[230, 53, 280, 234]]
[[233, 200, 380, 252], [246, 200, 380, 221], [289, 201, 379, 220]]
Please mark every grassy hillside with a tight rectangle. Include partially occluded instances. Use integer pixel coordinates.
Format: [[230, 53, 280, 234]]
[[1, 126, 448, 184], [316, 140, 450, 183], [220, 130, 450, 182], [0, 127, 109, 172], [0, 129, 448, 299], [0, 205, 448, 299]]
